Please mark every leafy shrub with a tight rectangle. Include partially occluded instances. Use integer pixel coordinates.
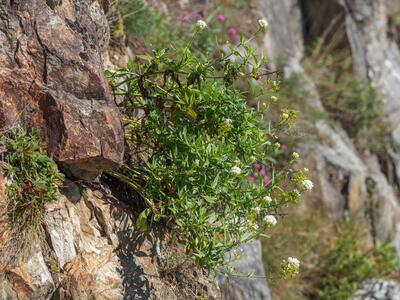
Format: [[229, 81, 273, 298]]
[[0, 129, 63, 235], [108, 24, 311, 270]]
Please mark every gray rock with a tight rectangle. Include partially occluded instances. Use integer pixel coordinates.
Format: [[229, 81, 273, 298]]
[[338, 0, 400, 183], [352, 280, 400, 300], [217, 240, 271, 300]]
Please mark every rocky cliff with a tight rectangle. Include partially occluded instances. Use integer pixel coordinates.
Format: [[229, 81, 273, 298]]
[[2, 0, 400, 299], [259, 0, 400, 257], [0, 1, 218, 299]]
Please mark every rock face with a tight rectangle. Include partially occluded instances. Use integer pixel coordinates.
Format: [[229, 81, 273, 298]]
[[0, 181, 219, 299], [0, 0, 124, 179], [352, 280, 400, 300], [217, 240, 271, 300], [258, 0, 400, 257]]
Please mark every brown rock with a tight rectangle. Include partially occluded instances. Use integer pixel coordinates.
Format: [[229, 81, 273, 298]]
[[0, 0, 124, 180], [0, 250, 55, 300], [44, 183, 219, 299]]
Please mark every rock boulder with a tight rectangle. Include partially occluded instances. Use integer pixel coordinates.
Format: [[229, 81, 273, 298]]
[[0, 0, 124, 180]]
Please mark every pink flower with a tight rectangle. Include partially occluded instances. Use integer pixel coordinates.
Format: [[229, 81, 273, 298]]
[[254, 163, 261, 170], [263, 176, 270, 184], [181, 10, 191, 23], [195, 11, 204, 21], [259, 168, 266, 176], [217, 15, 225, 22], [228, 27, 237, 37], [281, 144, 289, 152]]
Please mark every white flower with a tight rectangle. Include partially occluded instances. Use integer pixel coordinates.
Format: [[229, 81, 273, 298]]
[[231, 166, 242, 175], [194, 159, 200, 166], [292, 152, 300, 160], [274, 142, 280, 148], [287, 257, 300, 267], [264, 215, 277, 226], [303, 168, 309, 172], [301, 179, 314, 191], [253, 207, 261, 213], [250, 156, 257, 162], [264, 195, 272, 203], [196, 20, 207, 30], [281, 112, 289, 120], [281, 257, 300, 278], [270, 95, 278, 102], [258, 19, 269, 29]]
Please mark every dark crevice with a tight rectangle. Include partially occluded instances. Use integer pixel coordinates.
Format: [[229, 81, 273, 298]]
[[34, 21, 48, 84], [341, 174, 350, 212], [299, 0, 349, 50], [377, 151, 400, 195], [13, 39, 22, 68], [366, 177, 377, 247]]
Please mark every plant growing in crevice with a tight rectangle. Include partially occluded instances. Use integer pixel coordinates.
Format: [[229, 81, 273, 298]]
[[108, 21, 311, 272], [263, 211, 399, 300], [315, 223, 398, 300], [0, 128, 63, 236]]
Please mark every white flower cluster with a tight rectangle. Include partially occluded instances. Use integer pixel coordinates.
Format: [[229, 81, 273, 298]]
[[231, 166, 242, 175], [301, 179, 314, 191], [258, 19, 269, 29], [264, 215, 277, 227], [253, 207, 261, 213], [196, 20, 207, 31], [287, 257, 300, 267], [264, 195, 272, 203], [292, 152, 300, 160], [281, 256, 300, 278]]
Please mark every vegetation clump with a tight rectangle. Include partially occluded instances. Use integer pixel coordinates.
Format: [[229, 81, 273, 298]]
[[263, 212, 399, 300], [108, 22, 311, 271], [0, 128, 63, 235]]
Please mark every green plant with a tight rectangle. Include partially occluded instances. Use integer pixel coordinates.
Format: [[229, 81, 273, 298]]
[[116, 0, 186, 50], [117, 0, 161, 38], [0, 129, 63, 235], [108, 23, 311, 271], [315, 223, 398, 300], [262, 210, 399, 300]]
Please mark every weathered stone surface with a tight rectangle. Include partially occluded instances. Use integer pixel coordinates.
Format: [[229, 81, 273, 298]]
[[338, 0, 400, 183], [217, 240, 271, 300], [0, 0, 124, 179], [0, 250, 55, 300], [352, 280, 400, 300], [1, 182, 219, 299]]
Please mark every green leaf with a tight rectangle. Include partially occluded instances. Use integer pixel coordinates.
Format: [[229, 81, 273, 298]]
[[136, 208, 151, 232]]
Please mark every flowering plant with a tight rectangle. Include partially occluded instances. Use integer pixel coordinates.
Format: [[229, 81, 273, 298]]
[[108, 21, 310, 270]]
